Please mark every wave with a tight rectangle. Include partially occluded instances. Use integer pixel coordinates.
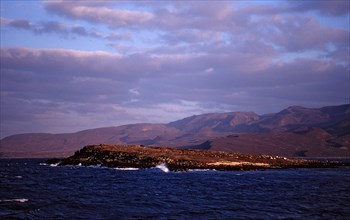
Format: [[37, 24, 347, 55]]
[[0, 198, 29, 203], [114, 167, 140, 171], [40, 162, 60, 167], [42, 161, 220, 173], [188, 169, 216, 172], [155, 163, 170, 173], [87, 164, 105, 168]]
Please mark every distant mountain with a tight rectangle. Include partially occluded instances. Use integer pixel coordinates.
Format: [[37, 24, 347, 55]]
[[1, 104, 349, 158], [167, 112, 260, 133], [194, 126, 349, 157]]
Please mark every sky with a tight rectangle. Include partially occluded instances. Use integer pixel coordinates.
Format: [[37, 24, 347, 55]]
[[0, 0, 349, 138]]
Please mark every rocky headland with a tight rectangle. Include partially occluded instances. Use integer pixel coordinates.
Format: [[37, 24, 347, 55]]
[[46, 144, 347, 172]]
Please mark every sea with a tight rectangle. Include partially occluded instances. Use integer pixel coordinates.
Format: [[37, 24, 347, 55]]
[[1, 158, 350, 219]]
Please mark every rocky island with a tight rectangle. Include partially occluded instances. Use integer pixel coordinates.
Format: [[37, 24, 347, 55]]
[[46, 144, 347, 171]]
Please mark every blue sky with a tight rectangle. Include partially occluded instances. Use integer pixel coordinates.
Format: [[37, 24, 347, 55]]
[[1, 0, 349, 138]]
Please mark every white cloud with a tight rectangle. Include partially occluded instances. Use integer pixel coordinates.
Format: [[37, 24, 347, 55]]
[[129, 88, 140, 96]]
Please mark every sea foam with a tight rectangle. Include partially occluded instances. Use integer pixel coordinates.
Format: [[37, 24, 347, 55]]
[[114, 167, 140, 171], [156, 163, 170, 173], [0, 198, 29, 203], [188, 169, 215, 172], [40, 162, 61, 167]]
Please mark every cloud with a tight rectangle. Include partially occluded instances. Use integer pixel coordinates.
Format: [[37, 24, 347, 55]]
[[286, 1, 350, 16], [129, 88, 140, 96], [161, 29, 224, 45], [1, 46, 346, 101], [0, 17, 31, 28], [1, 17, 95, 38], [0, 47, 159, 82], [259, 16, 349, 53], [1, 46, 348, 138], [7, 1, 347, 56], [44, 1, 154, 28], [0, 17, 133, 41]]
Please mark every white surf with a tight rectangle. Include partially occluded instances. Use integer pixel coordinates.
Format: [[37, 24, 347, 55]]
[[156, 163, 170, 173]]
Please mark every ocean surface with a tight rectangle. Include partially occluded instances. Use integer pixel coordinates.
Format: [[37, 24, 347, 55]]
[[1, 158, 350, 219]]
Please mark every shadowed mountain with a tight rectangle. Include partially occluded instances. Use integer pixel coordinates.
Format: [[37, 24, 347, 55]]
[[257, 104, 350, 131], [1, 104, 349, 158], [167, 112, 261, 133], [193, 124, 349, 157]]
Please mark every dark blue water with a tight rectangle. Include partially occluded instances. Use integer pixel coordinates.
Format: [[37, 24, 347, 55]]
[[1, 159, 350, 219]]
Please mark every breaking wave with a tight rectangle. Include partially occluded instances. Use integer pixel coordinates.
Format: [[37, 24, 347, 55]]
[[155, 163, 169, 173], [114, 167, 139, 171], [0, 198, 29, 203], [40, 162, 60, 167]]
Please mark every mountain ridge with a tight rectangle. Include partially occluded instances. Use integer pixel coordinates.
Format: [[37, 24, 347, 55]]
[[1, 104, 349, 158]]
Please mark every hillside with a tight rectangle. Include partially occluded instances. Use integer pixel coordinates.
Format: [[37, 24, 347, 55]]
[[1, 104, 349, 158]]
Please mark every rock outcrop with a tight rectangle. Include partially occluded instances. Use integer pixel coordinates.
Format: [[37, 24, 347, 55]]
[[47, 144, 346, 172]]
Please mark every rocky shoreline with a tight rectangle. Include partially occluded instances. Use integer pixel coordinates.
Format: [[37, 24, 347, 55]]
[[46, 144, 348, 172]]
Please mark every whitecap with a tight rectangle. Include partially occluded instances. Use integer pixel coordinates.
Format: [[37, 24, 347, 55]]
[[40, 162, 61, 167], [87, 164, 100, 168], [49, 163, 60, 167], [114, 167, 139, 171], [15, 176, 23, 178], [16, 198, 29, 203], [156, 163, 170, 173], [0, 198, 29, 203]]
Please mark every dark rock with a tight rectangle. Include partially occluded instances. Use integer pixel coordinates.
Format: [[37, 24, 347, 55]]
[[53, 144, 348, 172], [46, 158, 62, 165]]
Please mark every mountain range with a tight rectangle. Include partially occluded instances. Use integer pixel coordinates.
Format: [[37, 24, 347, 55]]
[[1, 104, 349, 158]]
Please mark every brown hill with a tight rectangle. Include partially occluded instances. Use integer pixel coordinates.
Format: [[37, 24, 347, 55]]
[[167, 112, 260, 133], [193, 126, 349, 157], [1, 104, 349, 158]]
